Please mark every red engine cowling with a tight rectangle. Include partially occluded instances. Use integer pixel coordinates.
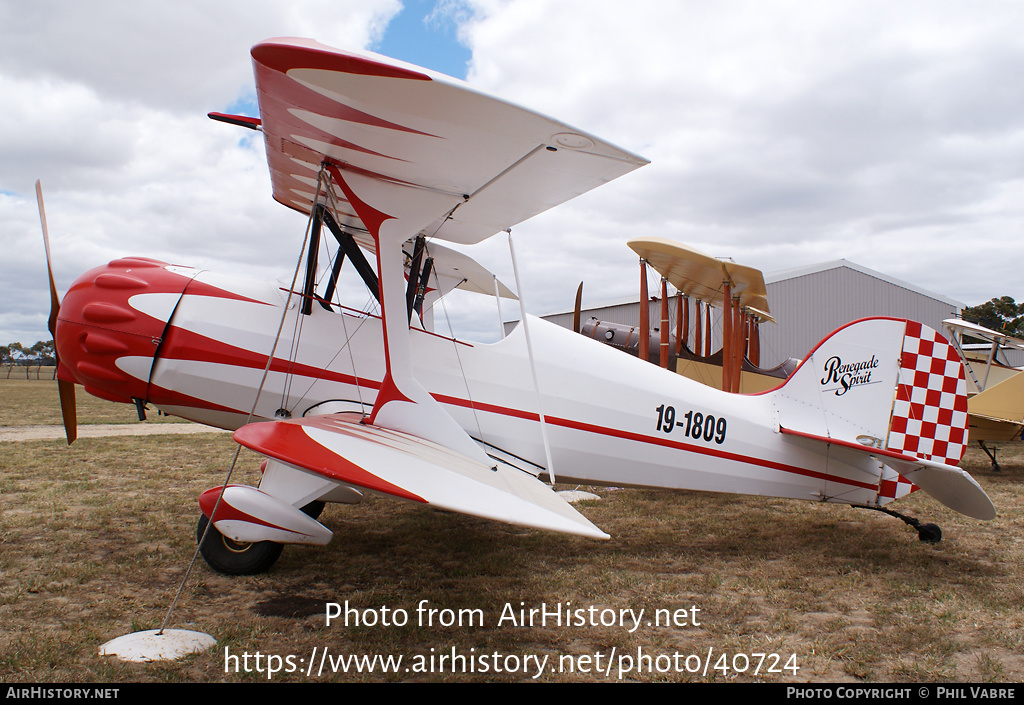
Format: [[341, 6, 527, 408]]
[[55, 257, 191, 405]]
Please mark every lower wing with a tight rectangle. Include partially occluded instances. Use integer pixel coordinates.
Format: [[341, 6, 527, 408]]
[[233, 413, 608, 539]]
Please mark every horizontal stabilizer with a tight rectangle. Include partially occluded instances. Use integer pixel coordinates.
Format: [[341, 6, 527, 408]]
[[780, 427, 996, 520], [234, 414, 608, 539], [892, 457, 996, 521]]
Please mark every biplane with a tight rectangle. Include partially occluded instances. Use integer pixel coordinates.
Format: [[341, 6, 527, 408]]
[[42, 38, 995, 574], [583, 239, 1024, 472], [579, 237, 796, 393], [943, 318, 1024, 469]]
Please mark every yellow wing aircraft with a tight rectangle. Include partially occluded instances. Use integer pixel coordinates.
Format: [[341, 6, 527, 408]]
[[944, 319, 1024, 469], [580, 236, 793, 393]]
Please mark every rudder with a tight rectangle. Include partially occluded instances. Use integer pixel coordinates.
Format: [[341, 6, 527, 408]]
[[771, 318, 991, 520], [887, 320, 969, 465]]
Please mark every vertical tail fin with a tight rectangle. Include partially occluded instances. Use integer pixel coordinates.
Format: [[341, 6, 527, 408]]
[[772, 317, 968, 463], [770, 318, 992, 520]]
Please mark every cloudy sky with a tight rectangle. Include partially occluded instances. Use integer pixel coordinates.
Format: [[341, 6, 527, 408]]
[[3, 0, 1023, 348]]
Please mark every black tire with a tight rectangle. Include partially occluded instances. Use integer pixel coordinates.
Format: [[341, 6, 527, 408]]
[[196, 514, 283, 575], [917, 523, 942, 544]]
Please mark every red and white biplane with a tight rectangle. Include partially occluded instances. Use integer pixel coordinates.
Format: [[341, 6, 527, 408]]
[[43, 38, 995, 574]]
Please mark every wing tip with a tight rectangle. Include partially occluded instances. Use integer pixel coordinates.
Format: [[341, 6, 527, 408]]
[[252, 38, 432, 82]]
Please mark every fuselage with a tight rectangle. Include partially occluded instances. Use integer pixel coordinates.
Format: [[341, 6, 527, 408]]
[[56, 258, 904, 512]]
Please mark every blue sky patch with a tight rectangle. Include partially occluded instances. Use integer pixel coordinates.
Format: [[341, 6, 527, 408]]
[[374, 0, 472, 79]]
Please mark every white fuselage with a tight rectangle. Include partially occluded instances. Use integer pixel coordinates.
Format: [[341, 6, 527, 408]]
[[130, 269, 893, 511]]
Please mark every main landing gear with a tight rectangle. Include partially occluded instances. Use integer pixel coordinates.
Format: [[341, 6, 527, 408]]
[[196, 501, 327, 575], [196, 514, 283, 575], [860, 505, 942, 544]]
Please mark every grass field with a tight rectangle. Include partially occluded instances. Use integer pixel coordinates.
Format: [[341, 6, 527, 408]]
[[0, 376, 186, 426], [0, 381, 1021, 682]]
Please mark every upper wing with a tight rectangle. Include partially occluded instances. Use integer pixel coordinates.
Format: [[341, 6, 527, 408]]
[[943, 318, 1024, 350], [252, 37, 649, 245], [626, 236, 770, 315]]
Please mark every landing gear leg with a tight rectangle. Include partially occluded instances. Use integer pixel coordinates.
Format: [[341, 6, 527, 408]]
[[860, 505, 942, 544], [978, 441, 1001, 472]]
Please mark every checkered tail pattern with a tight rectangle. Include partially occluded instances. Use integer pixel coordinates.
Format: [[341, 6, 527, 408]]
[[886, 321, 969, 466]]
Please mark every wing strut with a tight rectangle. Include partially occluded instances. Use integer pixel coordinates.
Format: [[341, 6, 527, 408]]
[[508, 230, 557, 483], [300, 206, 323, 315], [317, 204, 380, 305], [405, 235, 426, 321], [323, 162, 491, 466], [297, 203, 382, 312], [412, 255, 433, 321]]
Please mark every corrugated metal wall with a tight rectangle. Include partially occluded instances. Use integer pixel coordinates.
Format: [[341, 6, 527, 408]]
[[759, 265, 962, 366]]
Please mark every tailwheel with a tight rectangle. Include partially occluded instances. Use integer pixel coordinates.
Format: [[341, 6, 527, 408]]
[[916, 522, 942, 544], [196, 514, 283, 575]]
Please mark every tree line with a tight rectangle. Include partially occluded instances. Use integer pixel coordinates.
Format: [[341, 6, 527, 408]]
[[962, 296, 1024, 338], [1, 341, 56, 379]]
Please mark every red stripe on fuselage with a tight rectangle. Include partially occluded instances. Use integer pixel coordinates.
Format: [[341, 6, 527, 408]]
[[156, 323, 382, 393], [430, 393, 877, 492]]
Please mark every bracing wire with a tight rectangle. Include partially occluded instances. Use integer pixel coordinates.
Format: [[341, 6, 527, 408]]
[[159, 166, 329, 634], [430, 262, 485, 444]]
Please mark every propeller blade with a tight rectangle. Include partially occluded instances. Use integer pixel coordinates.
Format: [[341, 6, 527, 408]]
[[58, 379, 77, 444], [36, 180, 78, 444], [36, 181, 60, 339], [573, 281, 583, 334]]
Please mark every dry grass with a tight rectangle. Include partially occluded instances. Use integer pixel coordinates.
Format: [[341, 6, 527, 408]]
[[0, 382, 1021, 683], [0, 377, 185, 426]]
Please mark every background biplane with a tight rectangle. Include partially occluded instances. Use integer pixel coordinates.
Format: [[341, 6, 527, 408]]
[[944, 318, 1024, 469], [581, 239, 1024, 475], [42, 38, 994, 574], [579, 237, 796, 393]]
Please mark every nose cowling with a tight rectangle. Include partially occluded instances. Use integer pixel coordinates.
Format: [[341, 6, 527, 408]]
[[56, 257, 190, 405]]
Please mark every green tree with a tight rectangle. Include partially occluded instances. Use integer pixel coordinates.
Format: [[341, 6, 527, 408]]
[[30, 340, 55, 365], [962, 296, 1024, 337], [6, 342, 27, 378]]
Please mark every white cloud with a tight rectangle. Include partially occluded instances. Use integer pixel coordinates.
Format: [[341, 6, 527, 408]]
[[3, 0, 1023, 350], [0, 0, 401, 345], [454, 0, 1024, 314]]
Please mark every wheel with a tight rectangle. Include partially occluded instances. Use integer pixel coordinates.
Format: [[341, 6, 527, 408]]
[[301, 500, 326, 519], [196, 514, 283, 575], [917, 523, 942, 544]]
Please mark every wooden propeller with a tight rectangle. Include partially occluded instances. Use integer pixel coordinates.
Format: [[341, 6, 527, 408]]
[[36, 181, 77, 444]]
